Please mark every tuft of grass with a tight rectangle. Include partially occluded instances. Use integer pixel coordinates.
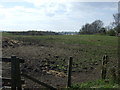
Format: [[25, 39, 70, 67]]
[[71, 79, 119, 89]]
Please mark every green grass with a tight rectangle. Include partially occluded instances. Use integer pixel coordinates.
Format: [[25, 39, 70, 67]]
[[71, 79, 119, 89], [3, 32, 119, 88], [2, 32, 118, 47], [2, 32, 118, 73]]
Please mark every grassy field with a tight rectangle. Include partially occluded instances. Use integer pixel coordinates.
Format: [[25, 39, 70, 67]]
[[3, 32, 118, 71], [2, 32, 119, 88], [3, 32, 118, 46]]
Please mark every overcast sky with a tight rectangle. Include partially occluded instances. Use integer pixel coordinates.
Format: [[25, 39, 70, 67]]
[[0, 0, 119, 32]]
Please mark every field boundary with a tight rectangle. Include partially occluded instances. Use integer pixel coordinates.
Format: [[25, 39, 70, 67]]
[[1, 56, 73, 90], [2, 55, 111, 89], [2, 56, 58, 90]]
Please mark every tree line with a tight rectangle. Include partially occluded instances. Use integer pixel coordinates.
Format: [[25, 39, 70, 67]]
[[7, 31, 60, 35], [79, 12, 120, 36], [79, 20, 105, 35]]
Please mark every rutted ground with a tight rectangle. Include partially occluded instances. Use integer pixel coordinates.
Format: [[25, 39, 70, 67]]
[[2, 35, 118, 88]]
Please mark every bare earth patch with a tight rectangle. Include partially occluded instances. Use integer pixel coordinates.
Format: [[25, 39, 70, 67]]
[[2, 37, 115, 88]]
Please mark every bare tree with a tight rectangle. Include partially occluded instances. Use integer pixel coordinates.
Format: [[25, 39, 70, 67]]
[[113, 1, 120, 35], [113, 13, 120, 34], [116, 1, 120, 85]]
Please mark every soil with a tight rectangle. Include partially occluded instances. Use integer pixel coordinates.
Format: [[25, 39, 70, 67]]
[[2, 37, 101, 89]]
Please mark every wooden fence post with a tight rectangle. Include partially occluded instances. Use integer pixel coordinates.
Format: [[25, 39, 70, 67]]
[[11, 56, 22, 90], [101, 55, 108, 80], [67, 56, 73, 88], [11, 56, 17, 90], [118, 34, 120, 85], [16, 57, 22, 90]]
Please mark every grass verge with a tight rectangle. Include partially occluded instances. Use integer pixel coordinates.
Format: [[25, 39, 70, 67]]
[[71, 79, 119, 89]]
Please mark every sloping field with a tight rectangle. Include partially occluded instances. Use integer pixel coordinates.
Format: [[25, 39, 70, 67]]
[[2, 33, 118, 88]]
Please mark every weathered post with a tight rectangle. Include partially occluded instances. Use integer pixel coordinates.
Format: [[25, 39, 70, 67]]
[[16, 57, 22, 90], [11, 56, 22, 90], [101, 55, 108, 80], [118, 34, 120, 85], [117, 1, 120, 86], [67, 57, 73, 88], [11, 56, 17, 90]]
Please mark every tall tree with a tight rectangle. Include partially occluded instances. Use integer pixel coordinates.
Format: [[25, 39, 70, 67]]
[[91, 20, 104, 33], [113, 13, 120, 34], [79, 20, 104, 34]]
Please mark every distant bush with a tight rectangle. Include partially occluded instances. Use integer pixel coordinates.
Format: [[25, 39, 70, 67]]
[[7, 31, 60, 36], [106, 29, 116, 36]]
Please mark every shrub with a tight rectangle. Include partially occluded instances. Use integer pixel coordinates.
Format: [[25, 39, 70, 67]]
[[106, 29, 116, 36]]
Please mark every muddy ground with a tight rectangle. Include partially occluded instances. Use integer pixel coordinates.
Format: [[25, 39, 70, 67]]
[[2, 37, 102, 89]]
